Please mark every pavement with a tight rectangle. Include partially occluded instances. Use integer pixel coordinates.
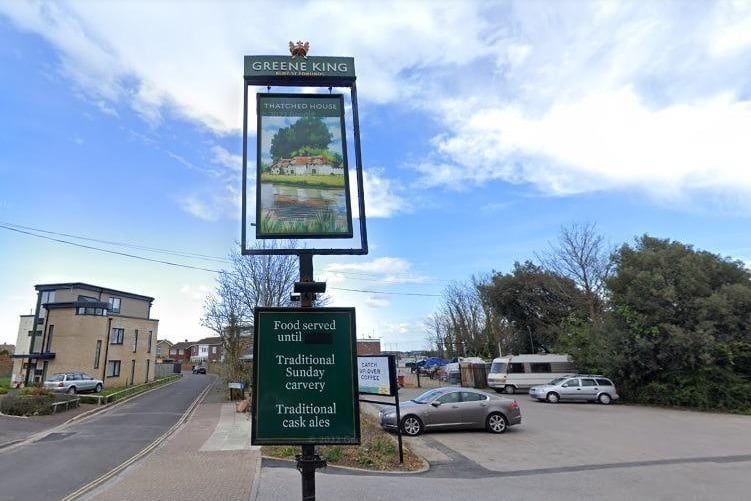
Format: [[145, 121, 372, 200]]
[[81, 378, 260, 501]]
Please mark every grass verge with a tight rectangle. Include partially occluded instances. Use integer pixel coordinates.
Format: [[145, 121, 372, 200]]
[[262, 411, 423, 472], [0, 376, 11, 390]]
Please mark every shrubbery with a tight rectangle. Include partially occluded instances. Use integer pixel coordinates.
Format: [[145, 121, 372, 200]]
[[0, 393, 54, 416]]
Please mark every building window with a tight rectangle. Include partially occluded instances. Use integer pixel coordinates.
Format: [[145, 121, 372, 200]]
[[40, 291, 55, 304], [133, 329, 139, 353], [45, 325, 54, 352], [107, 360, 121, 377], [147, 331, 152, 353], [111, 328, 124, 344], [212, 346, 217, 354], [94, 340, 102, 369], [108, 297, 121, 314]]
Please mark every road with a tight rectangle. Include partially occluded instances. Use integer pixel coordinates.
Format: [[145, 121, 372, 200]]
[[0, 373, 213, 500]]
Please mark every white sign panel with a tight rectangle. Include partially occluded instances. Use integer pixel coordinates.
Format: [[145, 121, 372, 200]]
[[357, 356, 391, 395]]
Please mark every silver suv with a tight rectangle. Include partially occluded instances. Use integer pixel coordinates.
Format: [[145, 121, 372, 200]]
[[529, 375, 619, 404]]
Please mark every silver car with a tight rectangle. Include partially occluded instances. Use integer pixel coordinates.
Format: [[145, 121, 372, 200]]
[[43, 372, 103, 394], [529, 375, 619, 404], [379, 387, 522, 436]]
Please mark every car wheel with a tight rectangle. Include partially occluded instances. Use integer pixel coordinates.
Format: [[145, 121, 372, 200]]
[[401, 415, 424, 436], [95, 383, 103, 393], [66, 386, 76, 395], [546, 392, 559, 403], [598, 393, 612, 405], [504, 386, 516, 395], [486, 412, 508, 434]]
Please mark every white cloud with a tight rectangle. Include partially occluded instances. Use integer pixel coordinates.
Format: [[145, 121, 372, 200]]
[[211, 145, 242, 172], [0, 1, 499, 133], [179, 284, 213, 301], [176, 182, 240, 222], [350, 168, 409, 219], [3, 1, 751, 212], [365, 296, 390, 309], [426, 88, 751, 202], [321, 257, 430, 284]]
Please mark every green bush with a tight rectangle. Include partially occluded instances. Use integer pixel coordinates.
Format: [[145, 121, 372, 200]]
[[626, 371, 751, 413], [0, 394, 54, 416], [0, 387, 8, 395]]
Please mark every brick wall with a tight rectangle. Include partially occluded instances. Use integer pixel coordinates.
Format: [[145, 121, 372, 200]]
[[0, 354, 12, 377]]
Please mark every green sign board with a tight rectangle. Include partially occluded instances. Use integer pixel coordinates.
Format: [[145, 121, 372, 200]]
[[244, 56, 356, 84], [251, 307, 360, 445]]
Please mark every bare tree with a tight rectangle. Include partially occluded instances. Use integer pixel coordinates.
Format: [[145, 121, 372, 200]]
[[202, 242, 299, 384], [429, 278, 500, 358], [201, 271, 251, 384], [229, 241, 299, 311], [537, 222, 614, 319]]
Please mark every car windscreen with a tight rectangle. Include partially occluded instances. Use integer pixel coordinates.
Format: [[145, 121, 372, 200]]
[[489, 362, 507, 374], [413, 389, 447, 404], [46, 374, 65, 382], [549, 377, 567, 385]]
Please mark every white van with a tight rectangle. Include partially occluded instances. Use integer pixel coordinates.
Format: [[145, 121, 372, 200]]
[[486, 354, 576, 394]]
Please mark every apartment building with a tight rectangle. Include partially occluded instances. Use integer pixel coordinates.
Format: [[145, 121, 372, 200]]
[[11, 283, 159, 388]]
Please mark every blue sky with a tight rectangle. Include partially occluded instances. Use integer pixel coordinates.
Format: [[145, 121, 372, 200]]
[[1, 1, 751, 351]]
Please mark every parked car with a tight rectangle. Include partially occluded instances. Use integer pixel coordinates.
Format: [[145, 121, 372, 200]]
[[529, 375, 619, 404], [43, 372, 103, 394], [379, 387, 521, 436], [192, 366, 207, 374]]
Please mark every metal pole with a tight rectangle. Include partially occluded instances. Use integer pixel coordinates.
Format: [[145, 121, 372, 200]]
[[297, 252, 324, 500], [391, 356, 404, 464]]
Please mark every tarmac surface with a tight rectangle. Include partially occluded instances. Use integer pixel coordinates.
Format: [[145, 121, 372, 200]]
[[3, 380, 751, 500]]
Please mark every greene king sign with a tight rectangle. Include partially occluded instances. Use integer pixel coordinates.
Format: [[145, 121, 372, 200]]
[[244, 56, 355, 84], [251, 307, 360, 445]]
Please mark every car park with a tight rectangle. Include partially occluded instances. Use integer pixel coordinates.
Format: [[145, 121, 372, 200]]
[[529, 375, 619, 404], [379, 387, 521, 436], [43, 372, 103, 394]]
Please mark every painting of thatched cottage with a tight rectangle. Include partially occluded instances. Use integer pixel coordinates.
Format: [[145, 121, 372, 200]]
[[269, 155, 345, 176]]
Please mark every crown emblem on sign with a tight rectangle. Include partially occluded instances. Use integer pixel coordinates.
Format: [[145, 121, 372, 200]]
[[289, 41, 310, 59]]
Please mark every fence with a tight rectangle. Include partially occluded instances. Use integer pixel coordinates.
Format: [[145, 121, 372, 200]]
[[155, 362, 182, 378], [79, 374, 182, 405], [398, 363, 492, 390], [50, 397, 80, 414]]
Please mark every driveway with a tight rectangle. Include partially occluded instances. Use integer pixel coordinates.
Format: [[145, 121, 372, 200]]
[[255, 387, 751, 500], [389, 387, 751, 475]]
